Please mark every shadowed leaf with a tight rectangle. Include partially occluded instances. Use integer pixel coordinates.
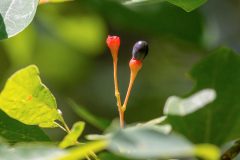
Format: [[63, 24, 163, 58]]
[[0, 110, 49, 143], [168, 47, 240, 145]]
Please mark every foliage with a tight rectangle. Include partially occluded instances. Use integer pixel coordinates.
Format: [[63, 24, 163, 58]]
[[0, 65, 64, 128], [167, 48, 240, 146], [59, 121, 85, 148], [0, 0, 240, 160], [0, 110, 49, 143], [0, 0, 38, 40]]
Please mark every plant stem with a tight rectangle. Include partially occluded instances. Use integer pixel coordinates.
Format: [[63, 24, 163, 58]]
[[61, 118, 71, 133], [221, 140, 240, 160], [113, 60, 124, 128], [57, 110, 71, 133], [122, 71, 137, 112], [55, 122, 67, 132]]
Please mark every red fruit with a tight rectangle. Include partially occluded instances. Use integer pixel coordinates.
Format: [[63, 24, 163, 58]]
[[106, 35, 120, 60]]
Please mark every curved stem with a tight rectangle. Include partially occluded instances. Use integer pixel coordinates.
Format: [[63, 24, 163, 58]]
[[122, 71, 137, 112], [113, 60, 124, 128]]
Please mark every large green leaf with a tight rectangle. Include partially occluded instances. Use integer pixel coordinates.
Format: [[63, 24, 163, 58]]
[[124, 0, 207, 12], [0, 143, 65, 160], [0, 140, 107, 160], [167, 47, 240, 146], [59, 121, 85, 149], [109, 126, 193, 159], [0, 110, 49, 143], [0, 65, 63, 128], [108, 126, 219, 159], [0, 0, 38, 40]]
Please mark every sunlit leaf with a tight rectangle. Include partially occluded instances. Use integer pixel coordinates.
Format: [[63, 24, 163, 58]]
[[0, 65, 64, 128], [58, 140, 108, 160], [0, 0, 38, 40], [59, 121, 85, 149], [194, 144, 220, 160], [164, 89, 216, 116]]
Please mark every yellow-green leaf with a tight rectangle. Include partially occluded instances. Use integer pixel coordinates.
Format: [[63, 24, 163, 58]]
[[58, 140, 108, 160], [0, 65, 63, 128], [59, 121, 85, 149], [194, 144, 220, 160]]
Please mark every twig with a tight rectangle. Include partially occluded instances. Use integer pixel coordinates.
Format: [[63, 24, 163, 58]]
[[221, 140, 240, 160]]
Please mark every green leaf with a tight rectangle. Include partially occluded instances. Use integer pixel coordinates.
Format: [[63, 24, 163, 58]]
[[194, 144, 220, 160], [164, 89, 216, 116], [109, 126, 220, 159], [167, 47, 240, 146], [59, 121, 85, 149], [124, 0, 207, 12], [0, 110, 49, 143], [108, 126, 194, 159], [58, 140, 108, 160], [0, 140, 106, 160], [68, 99, 110, 131], [0, 0, 38, 40], [0, 143, 65, 160], [0, 65, 63, 128], [166, 0, 207, 12]]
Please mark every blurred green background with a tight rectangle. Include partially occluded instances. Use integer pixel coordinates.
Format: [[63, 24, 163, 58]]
[[0, 0, 240, 141]]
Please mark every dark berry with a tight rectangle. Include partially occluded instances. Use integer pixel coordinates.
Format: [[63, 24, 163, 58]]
[[132, 41, 148, 61]]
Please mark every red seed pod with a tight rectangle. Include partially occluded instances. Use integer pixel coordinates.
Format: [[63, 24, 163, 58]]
[[106, 35, 120, 60], [132, 41, 148, 61]]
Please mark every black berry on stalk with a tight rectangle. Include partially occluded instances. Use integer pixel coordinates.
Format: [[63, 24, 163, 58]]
[[132, 41, 148, 61]]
